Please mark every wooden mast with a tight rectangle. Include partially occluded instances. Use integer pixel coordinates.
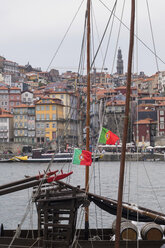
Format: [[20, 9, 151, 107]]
[[115, 0, 135, 247], [85, 0, 91, 239]]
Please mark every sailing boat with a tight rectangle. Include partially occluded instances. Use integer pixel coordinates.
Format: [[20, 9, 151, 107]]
[[0, 0, 165, 247]]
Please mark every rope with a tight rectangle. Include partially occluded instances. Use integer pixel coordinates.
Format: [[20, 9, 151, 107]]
[[71, 207, 85, 248], [98, 0, 165, 66], [8, 151, 58, 248], [46, 0, 85, 71], [111, 0, 125, 74], [28, 237, 41, 248], [146, 0, 159, 72]]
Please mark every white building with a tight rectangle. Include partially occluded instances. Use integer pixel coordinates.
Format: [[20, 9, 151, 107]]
[[0, 109, 13, 142], [21, 91, 34, 105]]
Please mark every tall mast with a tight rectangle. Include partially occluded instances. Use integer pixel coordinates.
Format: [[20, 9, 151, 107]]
[[115, 0, 135, 247], [85, 0, 91, 239]]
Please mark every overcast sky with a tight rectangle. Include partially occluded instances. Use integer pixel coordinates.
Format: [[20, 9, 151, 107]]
[[0, 0, 165, 76]]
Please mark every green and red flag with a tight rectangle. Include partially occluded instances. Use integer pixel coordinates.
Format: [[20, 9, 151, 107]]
[[99, 127, 119, 145], [72, 148, 92, 166]]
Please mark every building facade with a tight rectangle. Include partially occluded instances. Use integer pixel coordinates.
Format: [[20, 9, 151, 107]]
[[35, 97, 64, 147], [0, 109, 13, 142], [13, 104, 36, 144]]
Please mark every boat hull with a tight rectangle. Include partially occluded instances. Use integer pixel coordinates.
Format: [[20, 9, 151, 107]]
[[0, 229, 164, 248]]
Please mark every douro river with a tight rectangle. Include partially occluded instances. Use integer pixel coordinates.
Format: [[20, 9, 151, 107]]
[[0, 160, 165, 229]]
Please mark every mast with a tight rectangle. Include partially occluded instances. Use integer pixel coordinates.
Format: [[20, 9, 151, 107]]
[[115, 0, 135, 247], [85, 0, 91, 239]]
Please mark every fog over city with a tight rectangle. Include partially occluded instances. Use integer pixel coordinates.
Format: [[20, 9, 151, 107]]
[[0, 0, 165, 76]]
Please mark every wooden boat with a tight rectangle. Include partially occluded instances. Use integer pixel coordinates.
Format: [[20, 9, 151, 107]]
[[4, 153, 101, 163]]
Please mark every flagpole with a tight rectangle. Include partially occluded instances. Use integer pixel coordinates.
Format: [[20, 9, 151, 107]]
[[85, 0, 91, 240]]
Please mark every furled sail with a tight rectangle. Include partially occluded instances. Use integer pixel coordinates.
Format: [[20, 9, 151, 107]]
[[88, 193, 165, 225]]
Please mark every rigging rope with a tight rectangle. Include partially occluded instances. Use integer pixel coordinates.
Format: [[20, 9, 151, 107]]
[[146, 0, 159, 72], [46, 0, 85, 72], [98, 0, 165, 66]]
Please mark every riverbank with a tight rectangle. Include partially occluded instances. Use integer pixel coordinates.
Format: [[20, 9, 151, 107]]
[[0, 152, 164, 162], [99, 152, 165, 161]]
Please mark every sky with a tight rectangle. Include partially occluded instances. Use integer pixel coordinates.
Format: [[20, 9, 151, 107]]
[[0, 0, 165, 76]]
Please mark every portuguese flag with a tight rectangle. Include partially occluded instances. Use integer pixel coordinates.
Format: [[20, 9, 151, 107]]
[[72, 148, 92, 166], [99, 127, 119, 145]]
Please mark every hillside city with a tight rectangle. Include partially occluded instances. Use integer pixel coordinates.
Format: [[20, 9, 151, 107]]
[[0, 48, 165, 154]]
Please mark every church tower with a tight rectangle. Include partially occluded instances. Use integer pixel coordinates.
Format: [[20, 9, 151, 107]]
[[116, 48, 124, 74]]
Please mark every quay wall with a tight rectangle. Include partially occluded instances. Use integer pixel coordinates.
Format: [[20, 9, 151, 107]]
[[99, 152, 165, 161]]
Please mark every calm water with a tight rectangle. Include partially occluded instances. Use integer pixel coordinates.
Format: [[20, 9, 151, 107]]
[[0, 160, 165, 229]]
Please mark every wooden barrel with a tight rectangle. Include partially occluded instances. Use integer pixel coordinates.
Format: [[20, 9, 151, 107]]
[[120, 221, 138, 240], [112, 218, 128, 234], [141, 222, 163, 240], [112, 218, 138, 240]]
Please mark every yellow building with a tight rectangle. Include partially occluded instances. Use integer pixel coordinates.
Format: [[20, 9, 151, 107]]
[[35, 97, 64, 144], [47, 91, 78, 145]]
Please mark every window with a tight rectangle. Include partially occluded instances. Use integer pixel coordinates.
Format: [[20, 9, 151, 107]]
[[61, 95, 64, 99], [46, 123, 49, 128], [41, 106, 44, 110], [52, 114, 56, 120], [36, 106, 40, 111], [46, 106, 49, 110], [46, 114, 49, 120], [52, 123, 56, 128], [160, 123, 164, 129], [41, 123, 45, 128], [160, 117, 164, 122], [52, 105, 56, 110], [36, 114, 40, 120], [160, 110, 164, 116]]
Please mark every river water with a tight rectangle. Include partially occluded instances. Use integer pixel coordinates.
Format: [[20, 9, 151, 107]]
[[0, 160, 165, 230]]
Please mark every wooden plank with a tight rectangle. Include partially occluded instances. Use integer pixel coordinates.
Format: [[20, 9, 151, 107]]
[[44, 223, 71, 228]]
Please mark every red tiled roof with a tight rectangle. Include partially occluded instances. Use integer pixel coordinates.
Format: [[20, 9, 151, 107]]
[[0, 114, 13, 118], [10, 87, 21, 90], [0, 86, 8, 90], [134, 118, 155, 124], [13, 104, 29, 108], [106, 100, 125, 106]]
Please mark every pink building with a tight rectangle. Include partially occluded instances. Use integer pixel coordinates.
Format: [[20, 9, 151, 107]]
[[9, 87, 21, 113]]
